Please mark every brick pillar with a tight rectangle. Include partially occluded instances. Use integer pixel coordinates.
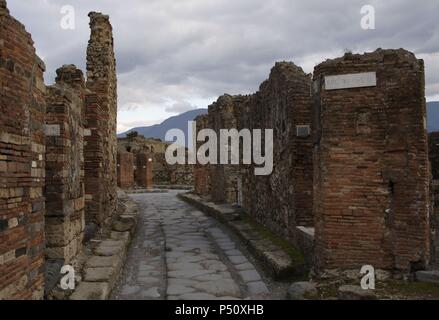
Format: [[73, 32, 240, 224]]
[[208, 95, 241, 204], [85, 12, 118, 225], [117, 152, 134, 189], [313, 49, 430, 273], [45, 65, 85, 265], [135, 153, 153, 190], [0, 0, 46, 299], [194, 115, 210, 196]]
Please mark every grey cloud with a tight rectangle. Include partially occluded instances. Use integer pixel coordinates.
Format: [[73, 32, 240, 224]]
[[7, 0, 439, 123]]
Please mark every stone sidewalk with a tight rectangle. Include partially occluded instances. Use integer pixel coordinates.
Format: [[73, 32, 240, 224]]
[[111, 190, 272, 300]]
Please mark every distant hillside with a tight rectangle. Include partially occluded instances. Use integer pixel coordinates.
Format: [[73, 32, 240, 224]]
[[428, 102, 439, 132], [118, 109, 208, 145], [119, 103, 439, 140]]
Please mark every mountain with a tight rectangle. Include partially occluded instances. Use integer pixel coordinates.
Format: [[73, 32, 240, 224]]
[[118, 109, 208, 144], [119, 102, 439, 141], [428, 102, 439, 132]]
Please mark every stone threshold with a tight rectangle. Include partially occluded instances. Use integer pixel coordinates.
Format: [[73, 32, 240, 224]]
[[178, 192, 308, 280]]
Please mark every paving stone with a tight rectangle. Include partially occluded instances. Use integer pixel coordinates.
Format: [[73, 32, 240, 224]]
[[86, 256, 119, 268], [84, 267, 115, 282], [141, 287, 161, 299], [234, 262, 255, 271], [338, 285, 376, 300], [239, 270, 262, 282], [95, 244, 123, 256], [120, 285, 140, 295], [167, 285, 196, 295], [225, 249, 243, 256], [193, 280, 241, 297], [179, 292, 217, 300], [287, 282, 318, 300], [247, 281, 269, 295], [70, 282, 110, 300], [229, 255, 249, 265]]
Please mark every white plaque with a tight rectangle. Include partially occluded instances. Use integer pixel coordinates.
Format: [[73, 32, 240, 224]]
[[325, 72, 376, 90], [44, 124, 60, 136]]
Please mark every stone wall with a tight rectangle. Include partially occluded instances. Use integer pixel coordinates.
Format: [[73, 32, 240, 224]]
[[313, 49, 430, 272], [85, 12, 118, 226], [194, 115, 210, 196], [429, 132, 439, 262], [117, 152, 134, 189], [0, 0, 46, 299], [117, 135, 194, 186], [208, 94, 244, 204], [240, 62, 314, 243], [45, 65, 85, 265]]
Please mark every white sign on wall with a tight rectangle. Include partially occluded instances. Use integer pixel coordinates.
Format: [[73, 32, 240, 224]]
[[325, 72, 377, 91], [44, 124, 60, 137]]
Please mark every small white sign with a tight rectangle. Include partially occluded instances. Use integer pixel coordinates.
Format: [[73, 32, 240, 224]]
[[325, 72, 377, 91], [84, 129, 92, 137], [44, 124, 60, 137]]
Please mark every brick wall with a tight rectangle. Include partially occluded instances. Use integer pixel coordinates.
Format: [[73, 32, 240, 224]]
[[117, 136, 194, 186], [45, 65, 85, 264], [313, 49, 430, 272], [194, 115, 210, 196], [240, 62, 313, 243], [85, 12, 118, 226], [208, 94, 243, 204], [429, 132, 439, 262], [0, 0, 46, 299], [117, 152, 134, 189]]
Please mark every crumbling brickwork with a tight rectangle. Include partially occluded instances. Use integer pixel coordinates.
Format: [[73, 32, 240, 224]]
[[117, 152, 134, 189], [135, 153, 153, 190], [208, 94, 244, 204], [84, 12, 118, 226], [194, 115, 210, 196], [313, 49, 430, 272], [429, 132, 439, 262], [45, 65, 85, 264], [117, 135, 194, 187], [0, 0, 46, 299], [240, 62, 314, 242]]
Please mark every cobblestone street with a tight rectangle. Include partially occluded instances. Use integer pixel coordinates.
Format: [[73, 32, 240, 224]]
[[111, 191, 274, 300]]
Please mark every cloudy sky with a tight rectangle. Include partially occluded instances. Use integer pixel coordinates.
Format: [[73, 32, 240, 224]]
[[7, 0, 439, 133]]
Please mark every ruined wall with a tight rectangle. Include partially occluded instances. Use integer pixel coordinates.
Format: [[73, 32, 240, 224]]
[[85, 12, 118, 226], [45, 65, 85, 264], [208, 94, 244, 204], [313, 49, 430, 272], [0, 0, 46, 299], [135, 153, 153, 190], [240, 62, 314, 243], [117, 152, 134, 189], [194, 115, 210, 196], [117, 136, 194, 186], [429, 132, 439, 262]]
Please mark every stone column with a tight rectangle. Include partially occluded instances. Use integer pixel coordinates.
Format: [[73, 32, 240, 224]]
[[85, 12, 118, 226], [45, 65, 85, 265], [135, 153, 153, 190], [117, 152, 134, 189]]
